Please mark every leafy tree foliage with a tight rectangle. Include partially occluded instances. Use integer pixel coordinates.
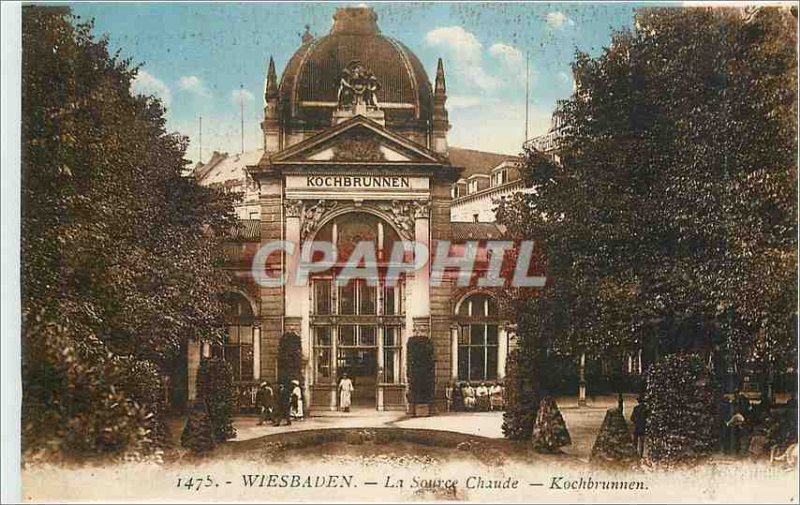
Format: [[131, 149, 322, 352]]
[[181, 400, 216, 453], [21, 6, 237, 457], [496, 7, 797, 386], [590, 408, 638, 465], [645, 354, 717, 465], [501, 347, 541, 440], [196, 357, 237, 442], [530, 396, 572, 453], [406, 336, 435, 404], [277, 332, 303, 387]]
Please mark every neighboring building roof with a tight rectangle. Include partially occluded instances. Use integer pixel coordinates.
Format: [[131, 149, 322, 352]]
[[451, 222, 506, 241], [194, 149, 263, 192], [447, 147, 519, 178], [229, 219, 261, 242]]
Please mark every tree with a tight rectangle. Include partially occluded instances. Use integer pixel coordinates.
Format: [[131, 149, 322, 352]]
[[530, 396, 572, 453], [406, 336, 435, 404], [496, 7, 797, 396], [590, 408, 638, 465], [277, 332, 303, 386], [196, 357, 237, 442], [645, 354, 717, 465], [21, 6, 237, 457]]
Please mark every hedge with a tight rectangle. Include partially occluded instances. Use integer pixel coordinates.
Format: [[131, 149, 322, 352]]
[[407, 336, 435, 404]]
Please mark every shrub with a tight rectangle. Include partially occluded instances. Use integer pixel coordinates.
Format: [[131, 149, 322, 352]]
[[119, 358, 171, 448], [591, 408, 638, 464], [645, 353, 717, 465], [277, 332, 303, 386], [531, 396, 571, 453], [196, 357, 237, 442], [406, 336, 435, 404], [181, 400, 216, 453], [21, 318, 157, 461], [502, 349, 541, 440]]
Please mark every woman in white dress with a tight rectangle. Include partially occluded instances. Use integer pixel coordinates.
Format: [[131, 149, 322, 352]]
[[339, 373, 354, 412], [290, 379, 304, 419]]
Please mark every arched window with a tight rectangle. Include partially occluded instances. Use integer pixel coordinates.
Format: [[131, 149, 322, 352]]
[[456, 293, 500, 382], [214, 293, 256, 382]]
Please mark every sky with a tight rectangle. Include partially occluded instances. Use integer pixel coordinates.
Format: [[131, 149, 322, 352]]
[[69, 2, 646, 161]]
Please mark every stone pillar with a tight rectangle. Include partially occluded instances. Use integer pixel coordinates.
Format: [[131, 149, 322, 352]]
[[330, 325, 339, 411], [409, 201, 431, 324], [253, 325, 261, 381], [498, 324, 508, 380], [450, 324, 459, 380], [377, 326, 385, 411]]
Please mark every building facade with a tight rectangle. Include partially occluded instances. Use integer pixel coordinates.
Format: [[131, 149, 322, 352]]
[[191, 7, 516, 413]]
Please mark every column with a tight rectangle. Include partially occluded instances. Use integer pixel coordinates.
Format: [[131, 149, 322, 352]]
[[330, 325, 339, 411], [450, 324, 459, 380], [377, 326, 385, 411], [409, 201, 430, 325], [497, 324, 508, 379], [253, 325, 261, 380]]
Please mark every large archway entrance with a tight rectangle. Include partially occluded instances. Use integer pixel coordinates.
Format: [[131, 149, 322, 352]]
[[309, 211, 406, 411]]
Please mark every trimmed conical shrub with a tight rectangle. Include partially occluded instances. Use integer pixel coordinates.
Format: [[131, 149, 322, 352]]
[[181, 400, 216, 453], [531, 396, 571, 453], [591, 408, 638, 465]]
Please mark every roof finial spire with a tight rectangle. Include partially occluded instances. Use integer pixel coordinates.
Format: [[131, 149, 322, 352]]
[[265, 56, 278, 100], [435, 58, 446, 95]]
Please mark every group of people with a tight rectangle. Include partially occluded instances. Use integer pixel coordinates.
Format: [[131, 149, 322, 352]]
[[255, 379, 305, 426], [446, 381, 505, 412], [628, 390, 798, 460]]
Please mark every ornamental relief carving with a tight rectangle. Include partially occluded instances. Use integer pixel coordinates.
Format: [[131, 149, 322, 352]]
[[290, 199, 430, 242]]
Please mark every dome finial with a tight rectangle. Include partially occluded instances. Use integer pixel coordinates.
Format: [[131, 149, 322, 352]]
[[301, 24, 314, 44], [331, 6, 379, 35]]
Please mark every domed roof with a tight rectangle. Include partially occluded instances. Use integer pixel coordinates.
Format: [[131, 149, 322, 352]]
[[278, 7, 433, 127]]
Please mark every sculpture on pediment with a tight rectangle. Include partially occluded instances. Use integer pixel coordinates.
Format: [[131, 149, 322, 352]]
[[337, 60, 381, 110], [300, 199, 338, 240], [331, 133, 386, 162]]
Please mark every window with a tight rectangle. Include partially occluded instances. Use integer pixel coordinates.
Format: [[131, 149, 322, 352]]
[[473, 213, 479, 223], [456, 293, 500, 382], [338, 279, 377, 315], [314, 280, 332, 315], [217, 293, 256, 382], [314, 326, 332, 382], [249, 211, 260, 220], [383, 327, 402, 383]]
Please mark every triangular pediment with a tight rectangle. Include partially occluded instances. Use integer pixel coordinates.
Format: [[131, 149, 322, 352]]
[[271, 115, 445, 165]]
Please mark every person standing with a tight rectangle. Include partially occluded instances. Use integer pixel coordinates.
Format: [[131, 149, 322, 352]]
[[339, 373, 354, 412], [463, 382, 476, 411], [476, 382, 489, 411], [272, 383, 292, 426], [290, 380, 304, 420], [631, 395, 648, 457], [452, 382, 463, 412], [445, 383, 454, 412], [256, 381, 274, 426], [490, 382, 504, 411]]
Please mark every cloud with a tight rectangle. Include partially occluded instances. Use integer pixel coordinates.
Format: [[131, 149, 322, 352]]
[[489, 43, 523, 66], [425, 26, 499, 92], [131, 70, 171, 106], [178, 75, 210, 97], [447, 95, 484, 110], [545, 11, 575, 29], [231, 88, 255, 103], [448, 101, 552, 154]]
